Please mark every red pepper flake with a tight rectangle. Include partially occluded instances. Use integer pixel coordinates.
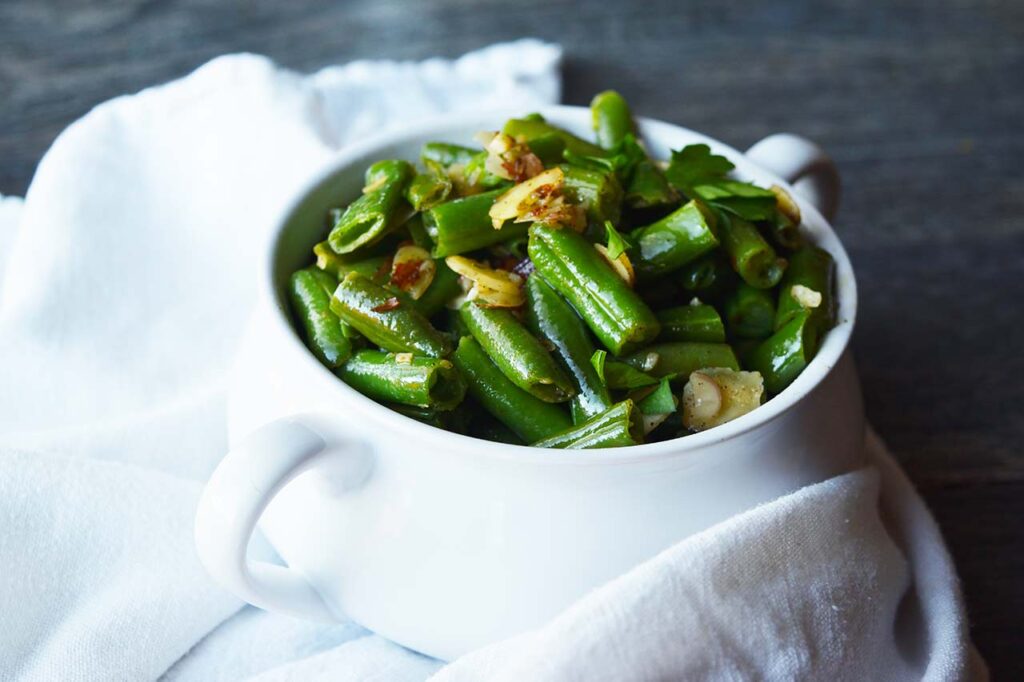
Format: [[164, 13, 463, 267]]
[[372, 297, 401, 312], [390, 260, 424, 290]]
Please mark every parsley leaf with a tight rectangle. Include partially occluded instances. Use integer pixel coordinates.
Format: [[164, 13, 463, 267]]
[[637, 376, 678, 415], [666, 144, 779, 222], [591, 350, 660, 390], [604, 220, 629, 260], [665, 144, 735, 188]]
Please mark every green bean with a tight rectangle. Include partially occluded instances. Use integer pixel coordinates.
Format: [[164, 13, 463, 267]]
[[328, 160, 414, 254], [330, 272, 451, 357], [523, 133, 566, 165], [719, 215, 787, 289], [288, 267, 352, 368], [678, 252, 737, 297], [591, 90, 634, 150], [390, 402, 472, 433], [312, 242, 388, 281], [630, 201, 719, 279], [525, 274, 612, 422], [406, 162, 452, 212], [460, 302, 575, 402], [528, 225, 661, 355], [624, 342, 739, 381], [451, 336, 572, 442], [723, 283, 776, 339], [561, 165, 623, 226], [421, 142, 478, 168], [502, 118, 607, 158], [747, 312, 819, 395], [531, 400, 643, 449], [425, 189, 530, 257], [338, 350, 466, 410], [774, 246, 835, 333], [657, 304, 726, 343], [767, 213, 804, 251], [467, 411, 526, 445]]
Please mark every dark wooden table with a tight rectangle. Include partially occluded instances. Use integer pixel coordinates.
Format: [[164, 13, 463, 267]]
[[2, 0, 1021, 675]]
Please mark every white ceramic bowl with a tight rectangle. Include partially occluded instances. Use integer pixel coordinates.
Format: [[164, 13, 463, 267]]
[[195, 107, 862, 661]]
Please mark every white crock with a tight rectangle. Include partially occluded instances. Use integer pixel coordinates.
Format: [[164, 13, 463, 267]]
[[195, 107, 861, 661]]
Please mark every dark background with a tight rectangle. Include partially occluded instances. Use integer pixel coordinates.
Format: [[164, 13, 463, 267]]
[[2, 0, 1022, 675]]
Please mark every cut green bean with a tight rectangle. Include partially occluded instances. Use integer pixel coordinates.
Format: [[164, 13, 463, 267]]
[[425, 189, 530, 257], [767, 213, 804, 251], [288, 267, 352, 368], [502, 117, 607, 158], [313, 242, 389, 282], [451, 336, 572, 442], [525, 274, 613, 422], [328, 160, 414, 254], [338, 350, 466, 410], [747, 312, 819, 395], [421, 142, 478, 168], [719, 215, 787, 289], [330, 272, 451, 357], [531, 400, 643, 449], [631, 201, 719, 279], [406, 161, 452, 212], [528, 225, 660, 355], [460, 302, 575, 403], [723, 283, 777, 339], [678, 252, 736, 296], [657, 304, 727, 343], [590, 90, 634, 150], [774, 246, 835, 333], [624, 342, 739, 381], [561, 165, 623, 226]]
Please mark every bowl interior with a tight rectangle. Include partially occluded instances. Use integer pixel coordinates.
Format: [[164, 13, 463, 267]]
[[268, 106, 858, 460]]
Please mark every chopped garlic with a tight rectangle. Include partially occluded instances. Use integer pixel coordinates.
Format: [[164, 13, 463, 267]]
[[770, 185, 802, 225], [594, 243, 636, 287], [791, 284, 822, 310], [689, 297, 702, 307], [682, 368, 764, 431], [394, 353, 414, 365]]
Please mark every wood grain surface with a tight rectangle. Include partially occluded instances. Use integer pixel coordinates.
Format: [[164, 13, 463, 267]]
[[2, 0, 1022, 675]]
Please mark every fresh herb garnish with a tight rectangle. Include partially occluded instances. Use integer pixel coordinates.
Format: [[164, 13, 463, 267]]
[[665, 143, 778, 221], [604, 220, 628, 260]]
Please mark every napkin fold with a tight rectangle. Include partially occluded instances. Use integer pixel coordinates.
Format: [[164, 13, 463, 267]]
[[0, 41, 985, 681]]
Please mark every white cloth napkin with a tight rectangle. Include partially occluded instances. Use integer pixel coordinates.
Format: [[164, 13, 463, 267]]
[[0, 41, 986, 681]]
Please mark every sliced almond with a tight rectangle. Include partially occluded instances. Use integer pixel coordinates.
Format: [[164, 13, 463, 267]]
[[445, 255, 525, 308], [488, 167, 582, 231], [770, 184, 802, 225], [594, 243, 636, 287], [390, 245, 436, 300]]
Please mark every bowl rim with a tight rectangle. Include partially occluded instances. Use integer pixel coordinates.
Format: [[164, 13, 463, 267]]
[[264, 105, 858, 465]]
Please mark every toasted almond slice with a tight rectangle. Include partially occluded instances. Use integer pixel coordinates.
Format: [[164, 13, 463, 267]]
[[770, 184, 802, 225], [390, 245, 436, 300], [488, 167, 565, 229], [594, 243, 636, 287]]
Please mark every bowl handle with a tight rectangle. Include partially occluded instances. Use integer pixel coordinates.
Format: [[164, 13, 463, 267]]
[[745, 133, 840, 221], [194, 416, 370, 621]]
